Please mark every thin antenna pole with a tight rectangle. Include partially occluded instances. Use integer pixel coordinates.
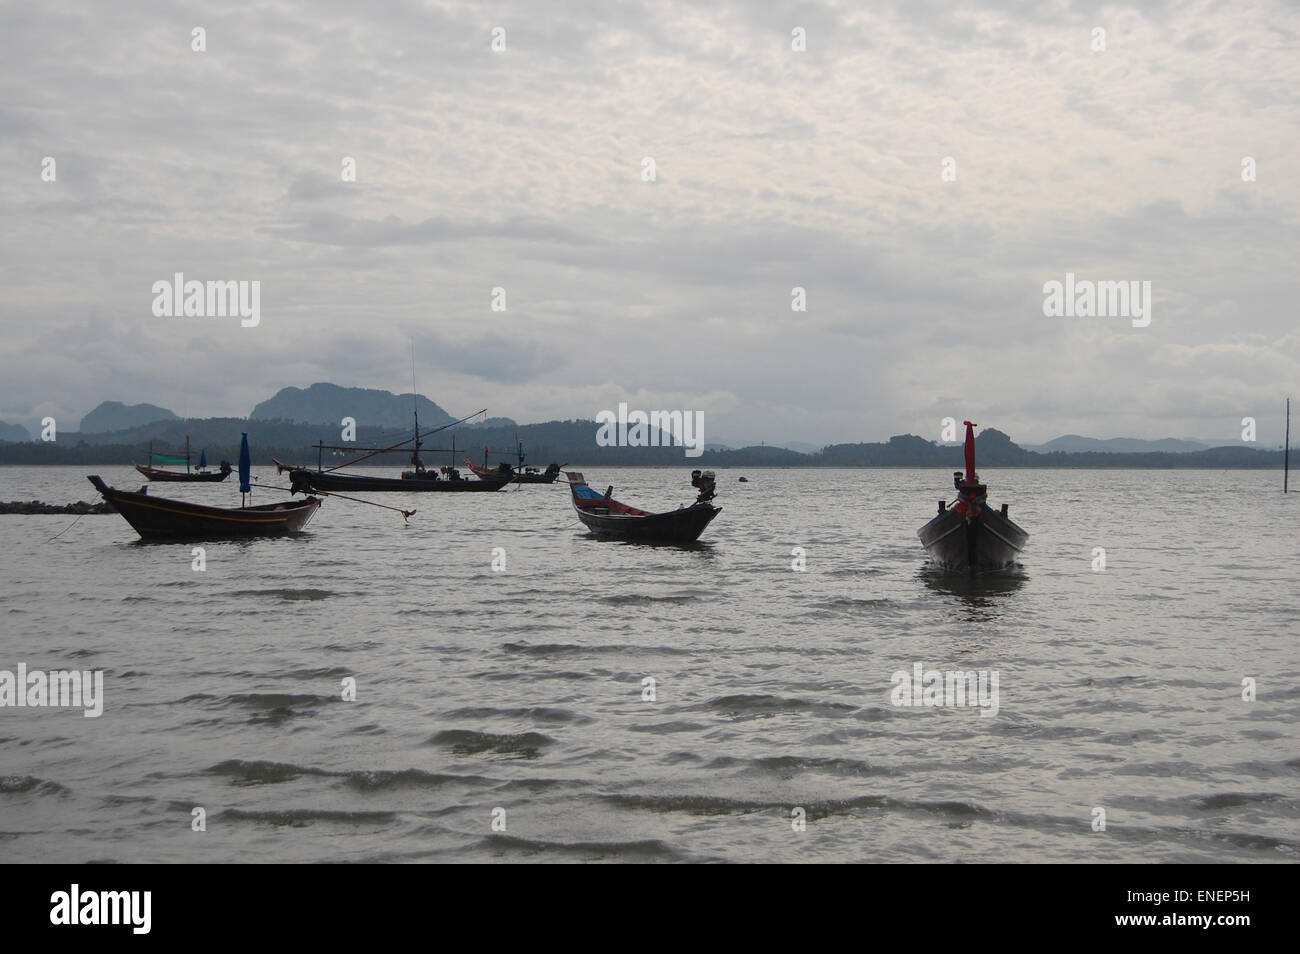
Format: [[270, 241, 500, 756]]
[[1285, 397, 1291, 494]]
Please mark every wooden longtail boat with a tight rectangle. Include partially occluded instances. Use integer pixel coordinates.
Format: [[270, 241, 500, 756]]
[[466, 459, 561, 484], [916, 421, 1028, 572], [134, 438, 231, 482], [465, 440, 562, 484], [273, 397, 508, 493], [275, 460, 510, 493], [135, 462, 231, 482], [567, 471, 720, 543], [88, 475, 320, 539]]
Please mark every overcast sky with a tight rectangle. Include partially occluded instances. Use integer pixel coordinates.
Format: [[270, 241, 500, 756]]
[[1, 0, 1296, 446]]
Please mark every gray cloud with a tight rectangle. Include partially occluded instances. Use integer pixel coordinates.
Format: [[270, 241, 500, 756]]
[[0, 0, 1297, 446]]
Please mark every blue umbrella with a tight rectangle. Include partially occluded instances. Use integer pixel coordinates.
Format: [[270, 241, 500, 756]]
[[238, 433, 251, 496], [198, 449, 207, 470]]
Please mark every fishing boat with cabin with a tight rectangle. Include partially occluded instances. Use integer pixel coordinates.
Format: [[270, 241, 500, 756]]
[[275, 410, 510, 493]]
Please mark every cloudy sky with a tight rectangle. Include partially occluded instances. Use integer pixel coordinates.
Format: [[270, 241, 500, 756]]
[[1, 0, 1296, 445]]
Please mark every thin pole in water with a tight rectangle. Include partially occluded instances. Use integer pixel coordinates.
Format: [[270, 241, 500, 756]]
[[1285, 397, 1291, 494]]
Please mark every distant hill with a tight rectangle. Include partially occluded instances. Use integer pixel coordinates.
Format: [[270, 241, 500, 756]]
[[252, 383, 470, 429], [79, 401, 177, 433], [1023, 434, 1210, 454], [707, 438, 823, 454], [0, 421, 31, 442], [250, 383, 516, 430]]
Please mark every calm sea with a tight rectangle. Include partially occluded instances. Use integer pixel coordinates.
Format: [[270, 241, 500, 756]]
[[1, 465, 1296, 863]]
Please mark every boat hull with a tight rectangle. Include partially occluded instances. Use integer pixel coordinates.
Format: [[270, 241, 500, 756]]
[[574, 501, 719, 543], [277, 463, 508, 493], [134, 464, 231, 483], [89, 476, 320, 539], [917, 506, 1028, 572]]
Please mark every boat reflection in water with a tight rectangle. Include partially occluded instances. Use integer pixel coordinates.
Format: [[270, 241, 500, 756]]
[[918, 565, 1027, 607]]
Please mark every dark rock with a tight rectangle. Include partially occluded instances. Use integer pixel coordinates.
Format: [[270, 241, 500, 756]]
[[0, 500, 115, 515]]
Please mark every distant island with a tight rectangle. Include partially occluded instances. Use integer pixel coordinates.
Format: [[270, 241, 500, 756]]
[[250, 383, 515, 430], [1018, 434, 1230, 454], [79, 401, 178, 434], [0, 421, 30, 443], [0, 384, 1286, 469]]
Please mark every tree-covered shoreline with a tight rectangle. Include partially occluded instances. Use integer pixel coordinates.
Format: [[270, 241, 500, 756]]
[[0, 421, 1283, 469]]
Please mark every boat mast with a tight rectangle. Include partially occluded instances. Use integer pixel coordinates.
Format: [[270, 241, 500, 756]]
[[1286, 398, 1291, 494], [411, 344, 422, 472], [185, 434, 191, 475], [963, 420, 977, 482]]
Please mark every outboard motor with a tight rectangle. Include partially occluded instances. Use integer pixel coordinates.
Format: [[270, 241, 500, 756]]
[[691, 469, 717, 504]]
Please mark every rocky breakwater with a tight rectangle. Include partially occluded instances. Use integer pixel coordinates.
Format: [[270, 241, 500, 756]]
[[0, 500, 115, 515]]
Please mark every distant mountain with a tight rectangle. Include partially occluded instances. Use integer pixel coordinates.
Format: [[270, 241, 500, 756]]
[[0, 421, 31, 442], [1023, 434, 1210, 454], [251, 382, 517, 430], [79, 401, 177, 433], [705, 438, 823, 454], [249, 383, 447, 429]]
